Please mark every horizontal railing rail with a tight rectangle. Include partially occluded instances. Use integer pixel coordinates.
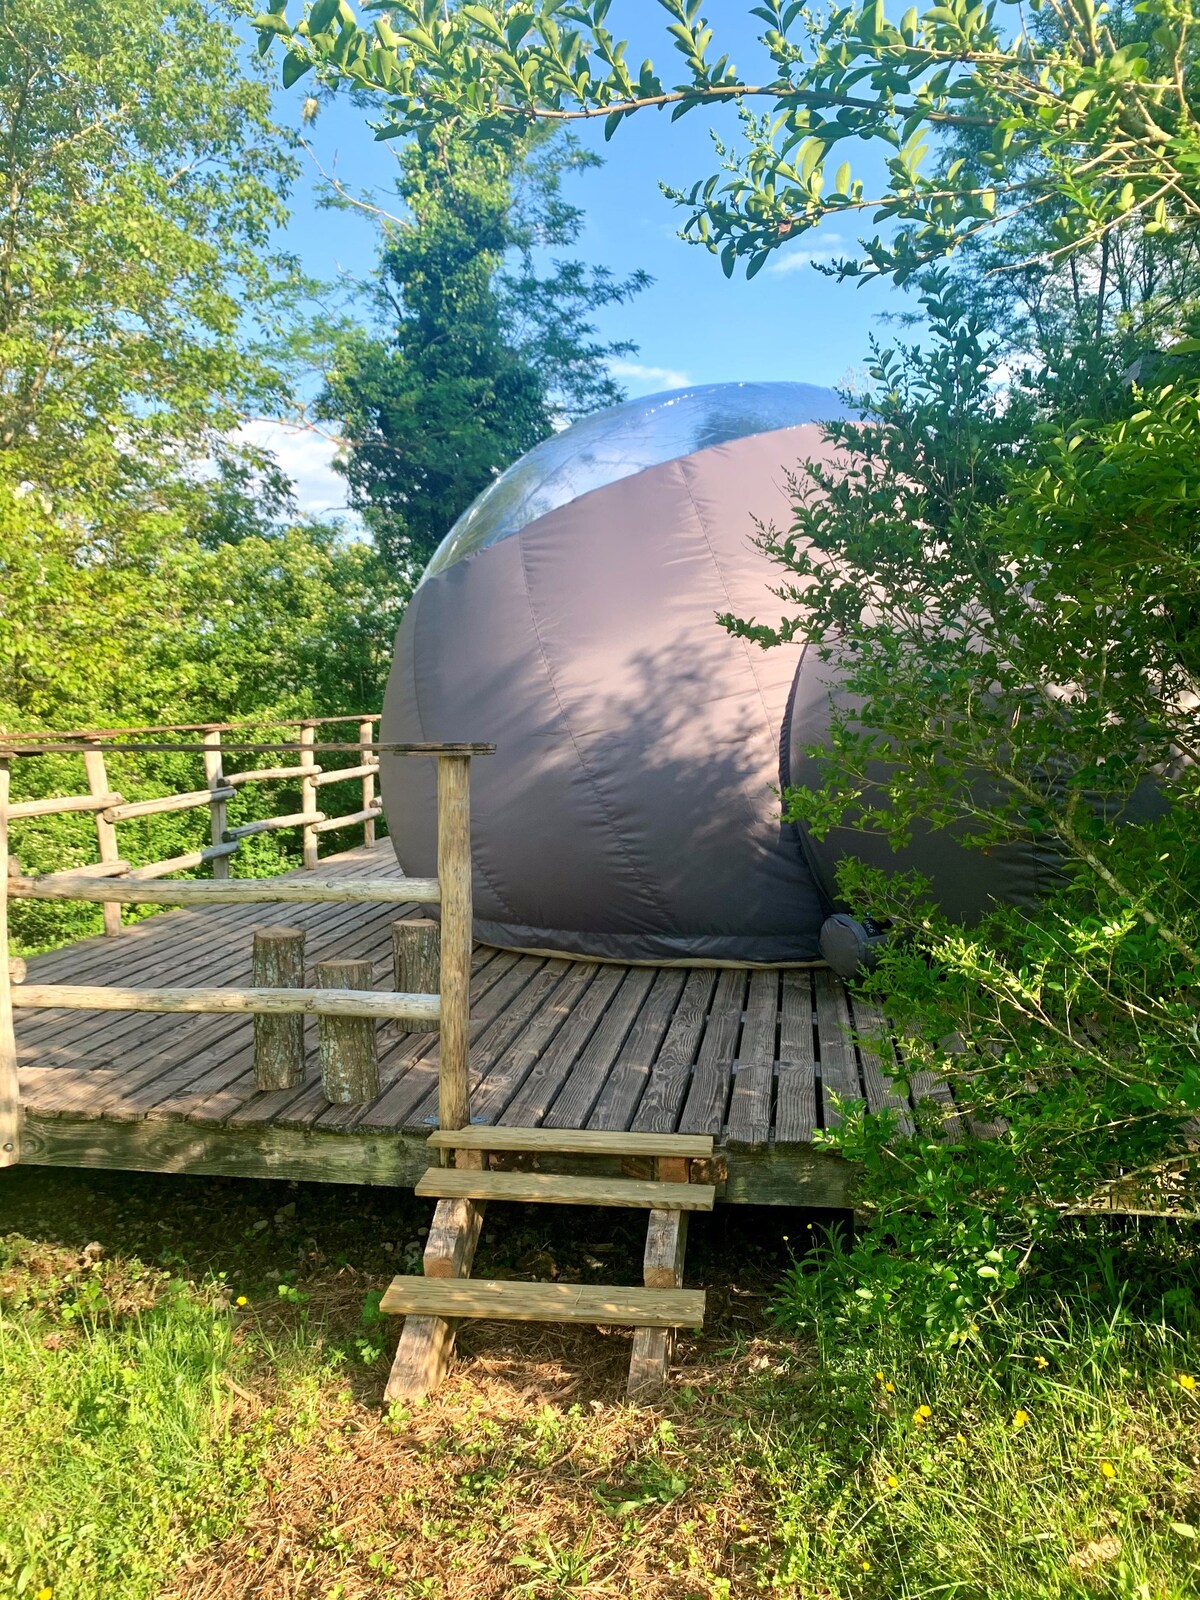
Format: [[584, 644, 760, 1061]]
[[1, 715, 392, 909], [0, 733, 494, 1169]]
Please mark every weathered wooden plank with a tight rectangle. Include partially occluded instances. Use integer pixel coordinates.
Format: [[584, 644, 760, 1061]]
[[586, 967, 686, 1133], [723, 970, 778, 1149], [847, 992, 915, 1136], [499, 965, 624, 1127], [379, 1277, 706, 1328], [10, 873, 438, 905], [740, 969, 779, 1064], [677, 968, 745, 1135], [428, 1126, 713, 1158], [724, 1063, 774, 1150], [18, 1108, 433, 1186], [544, 966, 655, 1129], [628, 1208, 690, 1401], [629, 968, 715, 1134], [813, 968, 864, 1130], [416, 1169, 716, 1210], [384, 1194, 485, 1403]]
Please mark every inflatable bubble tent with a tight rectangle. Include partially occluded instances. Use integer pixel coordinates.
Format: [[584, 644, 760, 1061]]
[[379, 381, 1056, 963]]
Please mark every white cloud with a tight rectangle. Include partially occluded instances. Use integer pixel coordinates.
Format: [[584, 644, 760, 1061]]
[[766, 233, 851, 274], [233, 418, 358, 526], [609, 358, 693, 394]]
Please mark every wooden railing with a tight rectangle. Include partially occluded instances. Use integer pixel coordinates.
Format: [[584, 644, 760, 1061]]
[[1, 716, 383, 936], [0, 735, 494, 1169]]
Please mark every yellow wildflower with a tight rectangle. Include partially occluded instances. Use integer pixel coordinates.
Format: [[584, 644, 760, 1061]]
[[884, 1381, 894, 1393], [1178, 1374, 1196, 1391], [1013, 1409, 1030, 1429], [1100, 1461, 1116, 1479], [36, 1589, 52, 1600], [913, 1404, 932, 1425], [861, 1560, 872, 1572], [1034, 1355, 1049, 1369], [236, 1296, 248, 1308], [885, 1474, 899, 1489], [875, 1370, 885, 1382]]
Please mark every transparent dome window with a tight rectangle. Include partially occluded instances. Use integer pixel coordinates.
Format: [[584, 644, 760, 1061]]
[[424, 381, 849, 578]]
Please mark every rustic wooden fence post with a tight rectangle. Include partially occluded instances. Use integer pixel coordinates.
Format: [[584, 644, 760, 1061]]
[[317, 958, 379, 1102], [82, 741, 122, 936], [392, 918, 440, 1033], [436, 754, 472, 1136], [0, 754, 20, 1166], [299, 722, 319, 870], [359, 718, 377, 848], [202, 729, 230, 879], [252, 927, 306, 1089]]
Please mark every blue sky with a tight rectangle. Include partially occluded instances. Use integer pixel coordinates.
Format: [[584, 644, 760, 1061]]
[[256, 3, 912, 518]]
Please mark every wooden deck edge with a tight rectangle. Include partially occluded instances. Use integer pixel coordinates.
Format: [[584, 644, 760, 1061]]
[[13, 1111, 857, 1206]]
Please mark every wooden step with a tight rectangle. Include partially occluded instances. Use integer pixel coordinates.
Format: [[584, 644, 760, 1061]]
[[428, 1126, 714, 1159], [415, 1169, 715, 1211], [380, 1276, 705, 1328]]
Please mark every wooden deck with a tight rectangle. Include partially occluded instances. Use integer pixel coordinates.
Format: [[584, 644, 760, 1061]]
[[9, 843, 937, 1207]]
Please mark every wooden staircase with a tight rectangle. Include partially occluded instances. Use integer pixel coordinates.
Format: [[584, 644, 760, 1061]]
[[382, 1127, 715, 1403]]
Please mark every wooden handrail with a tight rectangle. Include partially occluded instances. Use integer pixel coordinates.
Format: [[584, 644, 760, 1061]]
[[0, 726, 487, 912], [11, 983, 441, 1024], [7, 873, 440, 905], [0, 732, 489, 1165]]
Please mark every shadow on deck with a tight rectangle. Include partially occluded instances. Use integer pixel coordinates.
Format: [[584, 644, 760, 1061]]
[[11, 843, 942, 1207]]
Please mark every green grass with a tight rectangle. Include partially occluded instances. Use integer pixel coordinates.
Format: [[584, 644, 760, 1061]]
[[0, 1244, 262, 1598], [1, 1171, 1198, 1598]]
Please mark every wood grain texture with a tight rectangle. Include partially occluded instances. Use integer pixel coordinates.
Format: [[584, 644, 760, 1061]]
[[10, 873, 439, 905], [436, 754, 472, 1134], [678, 968, 745, 1135], [392, 919, 440, 1033], [628, 1208, 690, 1401], [428, 1127, 713, 1158], [384, 1194, 485, 1403], [379, 1277, 706, 1328], [0, 760, 20, 1164], [317, 959, 379, 1104], [252, 927, 306, 1090], [13, 983, 439, 1024], [629, 969, 715, 1134], [415, 1169, 715, 1211]]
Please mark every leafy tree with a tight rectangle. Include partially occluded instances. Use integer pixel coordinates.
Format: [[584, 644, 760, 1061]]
[[256, 0, 1200, 280], [318, 127, 649, 573], [0, 0, 410, 948], [723, 283, 1200, 1332]]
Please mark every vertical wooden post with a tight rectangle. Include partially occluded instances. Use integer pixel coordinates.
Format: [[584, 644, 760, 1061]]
[[316, 958, 379, 1103], [299, 721, 318, 870], [252, 927, 306, 1089], [436, 754, 472, 1135], [392, 918, 440, 1033], [0, 755, 21, 1166], [360, 718, 377, 848], [82, 741, 122, 936], [202, 728, 230, 879]]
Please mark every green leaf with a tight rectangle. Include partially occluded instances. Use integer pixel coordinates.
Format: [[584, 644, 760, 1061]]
[[282, 49, 313, 86]]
